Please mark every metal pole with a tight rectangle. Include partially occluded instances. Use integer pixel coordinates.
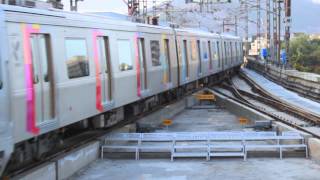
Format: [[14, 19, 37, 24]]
[[273, 0, 277, 64], [284, 0, 291, 68], [277, 0, 281, 66], [245, 0, 249, 57], [266, 0, 271, 63], [257, 0, 261, 61]]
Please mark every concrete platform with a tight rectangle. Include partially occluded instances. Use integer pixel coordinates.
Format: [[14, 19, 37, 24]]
[[69, 89, 320, 180], [70, 159, 320, 180], [242, 68, 320, 117]]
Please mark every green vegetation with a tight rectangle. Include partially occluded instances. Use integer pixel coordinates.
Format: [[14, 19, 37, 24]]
[[290, 34, 320, 74]]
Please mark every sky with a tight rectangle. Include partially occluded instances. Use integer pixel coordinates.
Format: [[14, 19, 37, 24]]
[[61, 0, 320, 34]]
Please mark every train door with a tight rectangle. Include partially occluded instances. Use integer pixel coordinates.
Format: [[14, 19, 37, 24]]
[[30, 34, 55, 125], [180, 39, 189, 82], [138, 38, 147, 91], [229, 41, 234, 65], [216, 41, 221, 70], [224, 41, 227, 68], [164, 39, 172, 83], [197, 40, 202, 76], [96, 36, 112, 104], [208, 41, 213, 72]]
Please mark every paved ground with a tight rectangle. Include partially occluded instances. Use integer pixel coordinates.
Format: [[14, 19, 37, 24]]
[[70, 159, 320, 180], [69, 102, 320, 180], [156, 105, 248, 132]]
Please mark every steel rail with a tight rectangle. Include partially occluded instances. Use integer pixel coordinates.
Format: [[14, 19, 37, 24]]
[[238, 72, 320, 124], [210, 87, 320, 139]]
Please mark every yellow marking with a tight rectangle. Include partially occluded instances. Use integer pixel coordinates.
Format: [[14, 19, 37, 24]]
[[239, 117, 249, 125], [194, 93, 216, 101], [163, 119, 173, 126], [32, 24, 40, 30]]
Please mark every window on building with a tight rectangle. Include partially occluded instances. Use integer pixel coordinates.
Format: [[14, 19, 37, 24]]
[[118, 39, 133, 71], [65, 38, 89, 79], [150, 40, 161, 66]]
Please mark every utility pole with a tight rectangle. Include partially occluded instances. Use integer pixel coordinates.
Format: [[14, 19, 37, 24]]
[[284, 0, 291, 68], [70, 0, 82, 11], [142, 0, 147, 23], [257, 0, 261, 60], [266, 0, 271, 63], [244, 0, 249, 57], [277, 0, 282, 65], [272, 0, 277, 64]]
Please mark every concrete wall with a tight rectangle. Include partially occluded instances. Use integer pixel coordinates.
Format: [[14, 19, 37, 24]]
[[308, 138, 320, 163], [137, 95, 198, 130], [13, 162, 56, 180], [13, 141, 100, 180], [211, 89, 273, 123], [57, 141, 99, 180]]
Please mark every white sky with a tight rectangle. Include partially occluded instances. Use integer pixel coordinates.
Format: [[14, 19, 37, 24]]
[[61, 0, 320, 13], [60, 0, 320, 33]]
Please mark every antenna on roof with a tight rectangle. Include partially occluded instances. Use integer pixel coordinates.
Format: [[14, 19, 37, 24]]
[[70, 0, 83, 11]]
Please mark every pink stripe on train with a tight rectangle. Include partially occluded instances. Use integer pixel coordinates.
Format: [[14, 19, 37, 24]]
[[21, 24, 40, 135]]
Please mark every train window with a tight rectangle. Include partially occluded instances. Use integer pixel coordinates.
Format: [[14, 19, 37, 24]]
[[230, 42, 233, 64], [202, 41, 208, 60], [208, 41, 212, 70], [164, 39, 172, 82], [65, 38, 89, 78], [138, 38, 147, 89], [97, 37, 111, 74], [97, 36, 112, 101], [183, 40, 189, 77], [118, 39, 133, 71], [0, 49, 2, 89], [235, 42, 238, 61], [223, 42, 227, 65], [30, 34, 55, 120], [30, 37, 40, 83], [150, 40, 161, 66], [191, 40, 197, 61], [197, 40, 202, 74], [216, 41, 220, 68], [0, 60, 2, 89]]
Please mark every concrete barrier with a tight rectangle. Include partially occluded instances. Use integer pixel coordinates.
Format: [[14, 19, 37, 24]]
[[210, 89, 273, 124], [137, 95, 198, 131], [13, 162, 56, 180], [308, 138, 320, 163], [56, 141, 99, 180]]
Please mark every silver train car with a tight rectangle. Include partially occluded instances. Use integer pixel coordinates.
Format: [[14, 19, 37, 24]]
[[0, 5, 243, 174]]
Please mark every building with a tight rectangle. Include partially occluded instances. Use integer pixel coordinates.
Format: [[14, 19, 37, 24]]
[[248, 36, 268, 56]]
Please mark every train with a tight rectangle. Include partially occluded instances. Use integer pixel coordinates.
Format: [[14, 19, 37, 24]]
[[0, 5, 243, 175]]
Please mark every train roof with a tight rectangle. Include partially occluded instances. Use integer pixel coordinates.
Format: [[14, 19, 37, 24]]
[[0, 5, 241, 40]]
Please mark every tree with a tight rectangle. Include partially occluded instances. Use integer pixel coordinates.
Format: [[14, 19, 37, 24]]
[[289, 34, 320, 74]]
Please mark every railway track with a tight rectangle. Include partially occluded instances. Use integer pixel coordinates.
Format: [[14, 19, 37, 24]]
[[5, 87, 203, 179], [211, 73, 320, 139]]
